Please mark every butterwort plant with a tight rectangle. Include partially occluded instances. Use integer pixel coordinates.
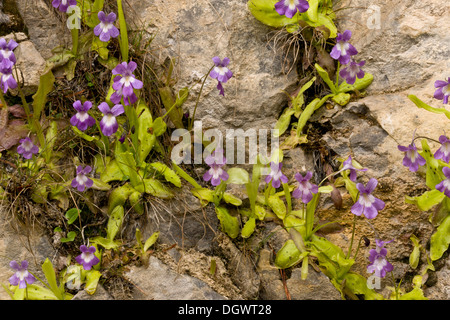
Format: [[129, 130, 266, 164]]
[[71, 165, 93, 192], [434, 135, 450, 163], [274, 0, 309, 19], [51, 0, 77, 12], [209, 56, 233, 96], [264, 161, 288, 189], [342, 155, 368, 182], [330, 30, 358, 65], [0, 38, 18, 64], [292, 171, 318, 204], [339, 60, 366, 85], [94, 11, 120, 43], [434, 77, 450, 104], [367, 239, 394, 279], [111, 61, 143, 106], [9, 260, 36, 289], [75, 245, 100, 270], [98, 102, 124, 137], [70, 100, 96, 131], [17, 137, 39, 160], [351, 178, 385, 220], [0, 58, 18, 94], [203, 149, 229, 187], [397, 133, 426, 172]]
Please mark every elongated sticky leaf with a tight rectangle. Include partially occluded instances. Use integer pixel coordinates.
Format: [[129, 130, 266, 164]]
[[85, 270, 102, 295], [41, 258, 64, 300], [315, 63, 337, 93], [107, 205, 124, 241], [248, 0, 302, 28], [32, 69, 55, 123], [129, 190, 144, 215], [226, 167, 250, 184], [100, 159, 127, 183], [338, 73, 374, 93], [108, 183, 134, 214], [408, 94, 450, 120], [268, 194, 286, 220], [223, 193, 243, 206], [241, 217, 256, 238], [116, 0, 128, 61], [430, 214, 450, 261], [419, 139, 443, 190], [149, 162, 181, 187], [274, 239, 307, 269], [144, 231, 160, 252], [215, 206, 240, 239], [136, 101, 156, 163], [172, 162, 202, 189], [405, 189, 445, 212], [135, 178, 174, 199], [273, 108, 295, 138]]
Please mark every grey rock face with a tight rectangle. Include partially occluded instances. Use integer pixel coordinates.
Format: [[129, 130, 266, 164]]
[[126, 0, 298, 131], [124, 256, 227, 300]]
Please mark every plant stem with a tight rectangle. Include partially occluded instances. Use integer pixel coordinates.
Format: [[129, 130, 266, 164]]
[[117, 0, 129, 61], [71, 28, 79, 56], [352, 236, 364, 260], [283, 183, 291, 215], [188, 65, 214, 131], [17, 85, 48, 160], [346, 214, 357, 259], [335, 61, 341, 88], [391, 272, 399, 300], [318, 168, 344, 187]]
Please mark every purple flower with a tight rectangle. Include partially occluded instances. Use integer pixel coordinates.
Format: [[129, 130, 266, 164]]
[[94, 11, 120, 42], [339, 60, 365, 85], [351, 178, 385, 219], [342, 155, 367, 182], [75, 245, 100, 270], [210, 57, 233, 83], [17, 137, 39, 159], [0, 38, 19, 64], [434, 135, 450, 163], [292, 171, 318, 204], [436, 167, 450, 198], [367, 239, 394, 278], [70, 100, 96, 131], [9, 260, 36, 289], [264, 162, 288, 189], [216, 81, 225, 96], [434, 77, 450, 104], [111, 61, 143, 106], [0, 58, 17, 93], [397, 136, 426, 172], [274, 0, 310, 19], [98, 102, 124, 136], [210, 57, 233, 96], [203, 149, 229, 186], [71, 165, 93, 192], [330, 30, 358, 65], [51, 0, 77, 12]]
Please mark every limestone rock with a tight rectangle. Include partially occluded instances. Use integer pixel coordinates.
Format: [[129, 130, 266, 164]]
[[71, 285, 114, 300], [13, 39, 47, 96], [126, 0, 298, 131], [14, 0, 71, 59], [334, 0, 450, 94], [0, 208, 57, 300], [124, 256, 227, 300]]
